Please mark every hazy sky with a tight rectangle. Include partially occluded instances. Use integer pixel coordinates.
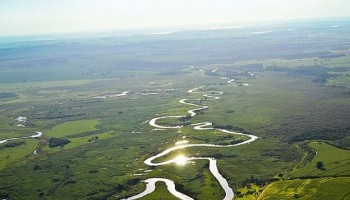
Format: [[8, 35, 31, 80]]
[[0, 0, 349, 36]]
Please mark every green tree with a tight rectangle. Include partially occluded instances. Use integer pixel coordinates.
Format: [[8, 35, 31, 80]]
[[316, 161, 325, 170]]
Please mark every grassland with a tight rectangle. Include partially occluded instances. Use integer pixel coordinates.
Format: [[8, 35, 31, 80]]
[[290, 142, 350, 178], [0, 139, 38, 170], [44, 119, 100, 137], [0, 20, 349, 199], [258, 142, 350, 200], [1, 65, 348, 199], [138, 182, 179, 200], [258, 177, 350, 200]]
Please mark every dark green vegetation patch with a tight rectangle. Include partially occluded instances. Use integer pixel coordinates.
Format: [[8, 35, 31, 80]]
[[48, 138, 71, 148]]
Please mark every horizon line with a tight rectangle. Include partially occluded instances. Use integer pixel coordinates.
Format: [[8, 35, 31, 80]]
[[0, 16, 349, 40]]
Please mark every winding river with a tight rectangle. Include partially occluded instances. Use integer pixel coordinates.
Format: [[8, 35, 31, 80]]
[[125, 84, 258, 200], [0, 131, 43, 144]]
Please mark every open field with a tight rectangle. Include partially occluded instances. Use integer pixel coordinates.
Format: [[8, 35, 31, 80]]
[[138, 182, 179, 200], [44, 119, 100, 137], [290, 142, 350, 178], [258, 142, 350, 200], [0, 139, 38, 170], [258, 177, 350, 200]]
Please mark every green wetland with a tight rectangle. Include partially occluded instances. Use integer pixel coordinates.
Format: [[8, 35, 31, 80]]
[[0, 20, 349, 199]]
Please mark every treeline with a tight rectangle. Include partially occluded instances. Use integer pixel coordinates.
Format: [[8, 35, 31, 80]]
[[242, 175, 273, 187], [215, 139, 246, 146], [266, 65, 332, 84], [34, 112, 86, 120], [282, 51, 339, 60], [179, 115, 192, 121], [1, 141, 26, 149], [175, 183, 197, 198], [289, 129, 348, 142], [266, 65, 350, 85], [199, 153, 237, 159], [212, 123, 252, 134], [288, 128, 350, 150], [298, 142, 316, 167], [67, 129, 108, 138]]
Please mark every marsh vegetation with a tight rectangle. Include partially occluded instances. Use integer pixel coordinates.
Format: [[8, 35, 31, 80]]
[[0, 20, 349, 199]]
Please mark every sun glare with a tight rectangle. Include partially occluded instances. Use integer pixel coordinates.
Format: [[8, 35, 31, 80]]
[[174, 155, 188, 166]]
